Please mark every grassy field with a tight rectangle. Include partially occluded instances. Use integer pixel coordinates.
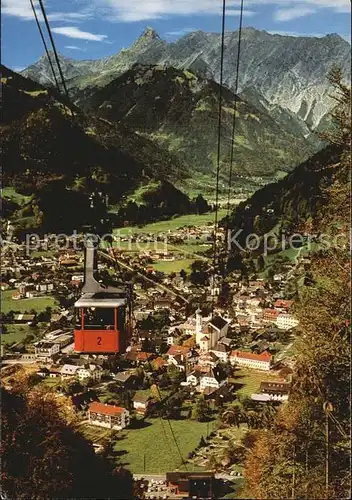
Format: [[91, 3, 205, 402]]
[[2, 290, 58, 314], [112, 240, 210, 256], [1, 324, 33, 345], [114, 417, 210, 473], [114, 211, 227, 236], [153, 259, 195, 274], [230, 368, 282, 399], [2, 322, 48, 346]]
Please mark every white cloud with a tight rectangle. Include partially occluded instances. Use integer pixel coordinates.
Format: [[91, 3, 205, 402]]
[[52, 26, 108, 42], [226, 9, 255, 17], [48, 12, 93, 23], [2, 0, 36, 20], [65, 45, 87, 51], [2, 0, 93, 22], [93, 0, 350, 22], [2, 0, 350, 25], [274, 5, 317, 21]]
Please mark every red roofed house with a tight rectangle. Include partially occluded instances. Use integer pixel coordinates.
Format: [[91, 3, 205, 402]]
[[152, 357, 167, 371], [136, 352, 155, 363], [274, 300, 293, 311], [167, 345, 191, 359], [88, 402, 130, 430], [263, 308, 279, 322], [230, 350, 272, 371], [167, 345, 191, 371]]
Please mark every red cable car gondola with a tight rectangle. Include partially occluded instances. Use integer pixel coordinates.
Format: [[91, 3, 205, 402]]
[[74, 240, 130, 354]]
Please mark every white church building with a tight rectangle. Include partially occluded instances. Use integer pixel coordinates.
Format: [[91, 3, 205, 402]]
[[195, 309, 229, 351]]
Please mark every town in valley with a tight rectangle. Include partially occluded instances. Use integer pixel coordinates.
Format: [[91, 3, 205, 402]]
[[1, 214, 306, 499]]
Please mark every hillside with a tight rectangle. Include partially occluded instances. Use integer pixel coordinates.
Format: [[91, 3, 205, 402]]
[[22, 27, 351, 130], [82, 64, 316, 182], [226, 143, 341, 250], [240, 72, 350, 500], [0, 66, 193, 233]]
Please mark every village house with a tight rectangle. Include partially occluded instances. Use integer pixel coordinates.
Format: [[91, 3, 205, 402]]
[[230, 350, 272, 371], [136, 351, 156, 364], [186, 370, 201, 387], [77, 364, 102, 382], [198, 335, 210, 352], [166, 345, 191, 370], [114, 371, 137, 389], [35, 341, 60, 361], [259, 381, 291, 401], [47, 365, 62, 378], [153, 298, 174, 311], [210, 342, 230, 362], [263, 308, 280, 323], [218, 337, 233, 348], [198, 351, 219, 368], [60, 364, 80, 378], [88, 401, 130, 430], [274, 299, 294, 312], [151, 357, 167, 371], [166, 472, 214, 499], [14, 314, 36, 325], [199, 366, 227, 392], [133, 394, 152, 415], [276, 313, 299, 330]]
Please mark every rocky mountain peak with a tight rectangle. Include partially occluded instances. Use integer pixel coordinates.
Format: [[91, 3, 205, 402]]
[[139, 26, 160, 41]]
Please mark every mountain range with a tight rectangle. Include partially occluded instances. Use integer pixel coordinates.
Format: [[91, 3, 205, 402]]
[[81, 63, 316, 184], [22, 27, 351, 131], [1, 65, 194, 233]]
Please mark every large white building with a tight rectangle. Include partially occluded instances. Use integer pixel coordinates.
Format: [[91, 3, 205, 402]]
[[230, 350, 272, 371], [35, 341, 60, 360], [88, 402, 130, 430], [276, 313, 299, 330]]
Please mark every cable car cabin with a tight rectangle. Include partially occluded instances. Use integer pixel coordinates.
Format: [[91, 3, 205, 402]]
[[74, 293, 127, 353], [74, 241, 130, 354]]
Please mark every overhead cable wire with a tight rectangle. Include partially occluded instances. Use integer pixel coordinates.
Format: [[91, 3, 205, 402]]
[[211, 0, 227, 315], [36, 0, 73, 116], [226, 0, 245, 220], [154, 384, 188, 471], [29, 0, 60, 92]]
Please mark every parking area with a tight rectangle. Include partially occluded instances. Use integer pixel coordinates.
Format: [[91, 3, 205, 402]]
[[133, 476, 171, 499]]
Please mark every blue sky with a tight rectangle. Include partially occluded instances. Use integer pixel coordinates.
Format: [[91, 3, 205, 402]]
[[2, 0, 351, 71]]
